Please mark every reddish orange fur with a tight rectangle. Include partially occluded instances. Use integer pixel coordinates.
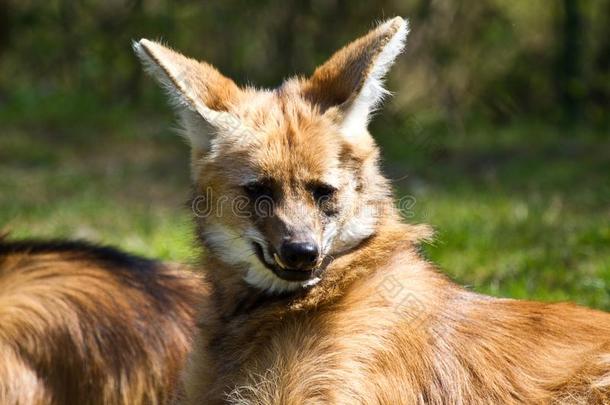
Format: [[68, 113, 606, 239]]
[[183, 222, 610, 404], [0, 240, 205, 404], [134, 17, 610, 404]]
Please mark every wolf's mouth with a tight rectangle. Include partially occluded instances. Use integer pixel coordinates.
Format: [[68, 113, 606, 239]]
[[252, 242, 319, 282]]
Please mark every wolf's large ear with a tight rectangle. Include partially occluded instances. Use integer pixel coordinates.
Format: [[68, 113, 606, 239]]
[[302, 17, 408, 136], [133, 39, 241, 156]]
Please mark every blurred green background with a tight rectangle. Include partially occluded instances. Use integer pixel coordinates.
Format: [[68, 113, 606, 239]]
[[0, 1, 608, 309]]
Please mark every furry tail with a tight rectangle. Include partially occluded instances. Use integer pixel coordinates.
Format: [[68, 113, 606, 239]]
[[0, 239, 206, 405]]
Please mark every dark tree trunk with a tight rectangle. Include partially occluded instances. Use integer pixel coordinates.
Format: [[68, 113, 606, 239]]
[[556, 0, 584, 124]]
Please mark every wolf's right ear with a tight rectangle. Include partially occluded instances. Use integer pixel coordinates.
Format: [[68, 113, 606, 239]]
[[133, 39, 241, 156], [301, 17, 408, 138]]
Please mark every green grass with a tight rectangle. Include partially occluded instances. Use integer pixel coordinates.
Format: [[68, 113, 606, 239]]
[[379, 121, 610, 310], [0, 112, 197, 262], [1, 112, 608, 310]]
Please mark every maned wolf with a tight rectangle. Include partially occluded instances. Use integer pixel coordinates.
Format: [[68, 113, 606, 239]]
[[135, 17, 610, 404], [0, 238, 204, 404]]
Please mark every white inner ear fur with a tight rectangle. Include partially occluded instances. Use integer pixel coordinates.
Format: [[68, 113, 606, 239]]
[[133, 39, 236, 158], [339, 19, 409, 137]]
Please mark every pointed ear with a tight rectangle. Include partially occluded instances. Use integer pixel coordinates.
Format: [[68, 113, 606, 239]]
[[302, 17, 408, 136], [133, 39, 241, 155]]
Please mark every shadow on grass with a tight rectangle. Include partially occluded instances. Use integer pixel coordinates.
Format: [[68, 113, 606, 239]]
[[1, 113, 608, 310], [378, 121, 610, 310]]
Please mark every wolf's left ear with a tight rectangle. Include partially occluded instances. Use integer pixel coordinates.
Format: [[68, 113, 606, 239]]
[[302, 17, 408, 136], [133, 39, 241, 157]]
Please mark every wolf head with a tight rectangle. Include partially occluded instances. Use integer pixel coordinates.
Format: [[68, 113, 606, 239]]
[[135, 18, 408, 293]]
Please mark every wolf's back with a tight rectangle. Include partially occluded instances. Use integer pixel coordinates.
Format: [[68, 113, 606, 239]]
[[0, 238, 204, 405]]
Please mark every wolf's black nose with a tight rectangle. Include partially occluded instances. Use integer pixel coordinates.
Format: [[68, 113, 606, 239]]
[[280, 242, 319, 270]]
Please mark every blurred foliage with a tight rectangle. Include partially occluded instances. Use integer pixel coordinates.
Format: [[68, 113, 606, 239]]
[[0, 1, 608, 308], [1, 0, 609, 129]]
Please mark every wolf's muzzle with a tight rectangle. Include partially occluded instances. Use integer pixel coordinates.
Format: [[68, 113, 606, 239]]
[[252, 242, 320, 282], [279, 241, 319, 271]]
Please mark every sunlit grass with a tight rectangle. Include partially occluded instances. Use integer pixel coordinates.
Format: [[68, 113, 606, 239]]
[[386, 123, 610, 310], [1, 117, 608, 310]]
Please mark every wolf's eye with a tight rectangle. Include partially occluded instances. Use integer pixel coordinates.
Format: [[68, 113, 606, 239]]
[[311, 183, 336, 203], [243, 182, 273, 200]]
